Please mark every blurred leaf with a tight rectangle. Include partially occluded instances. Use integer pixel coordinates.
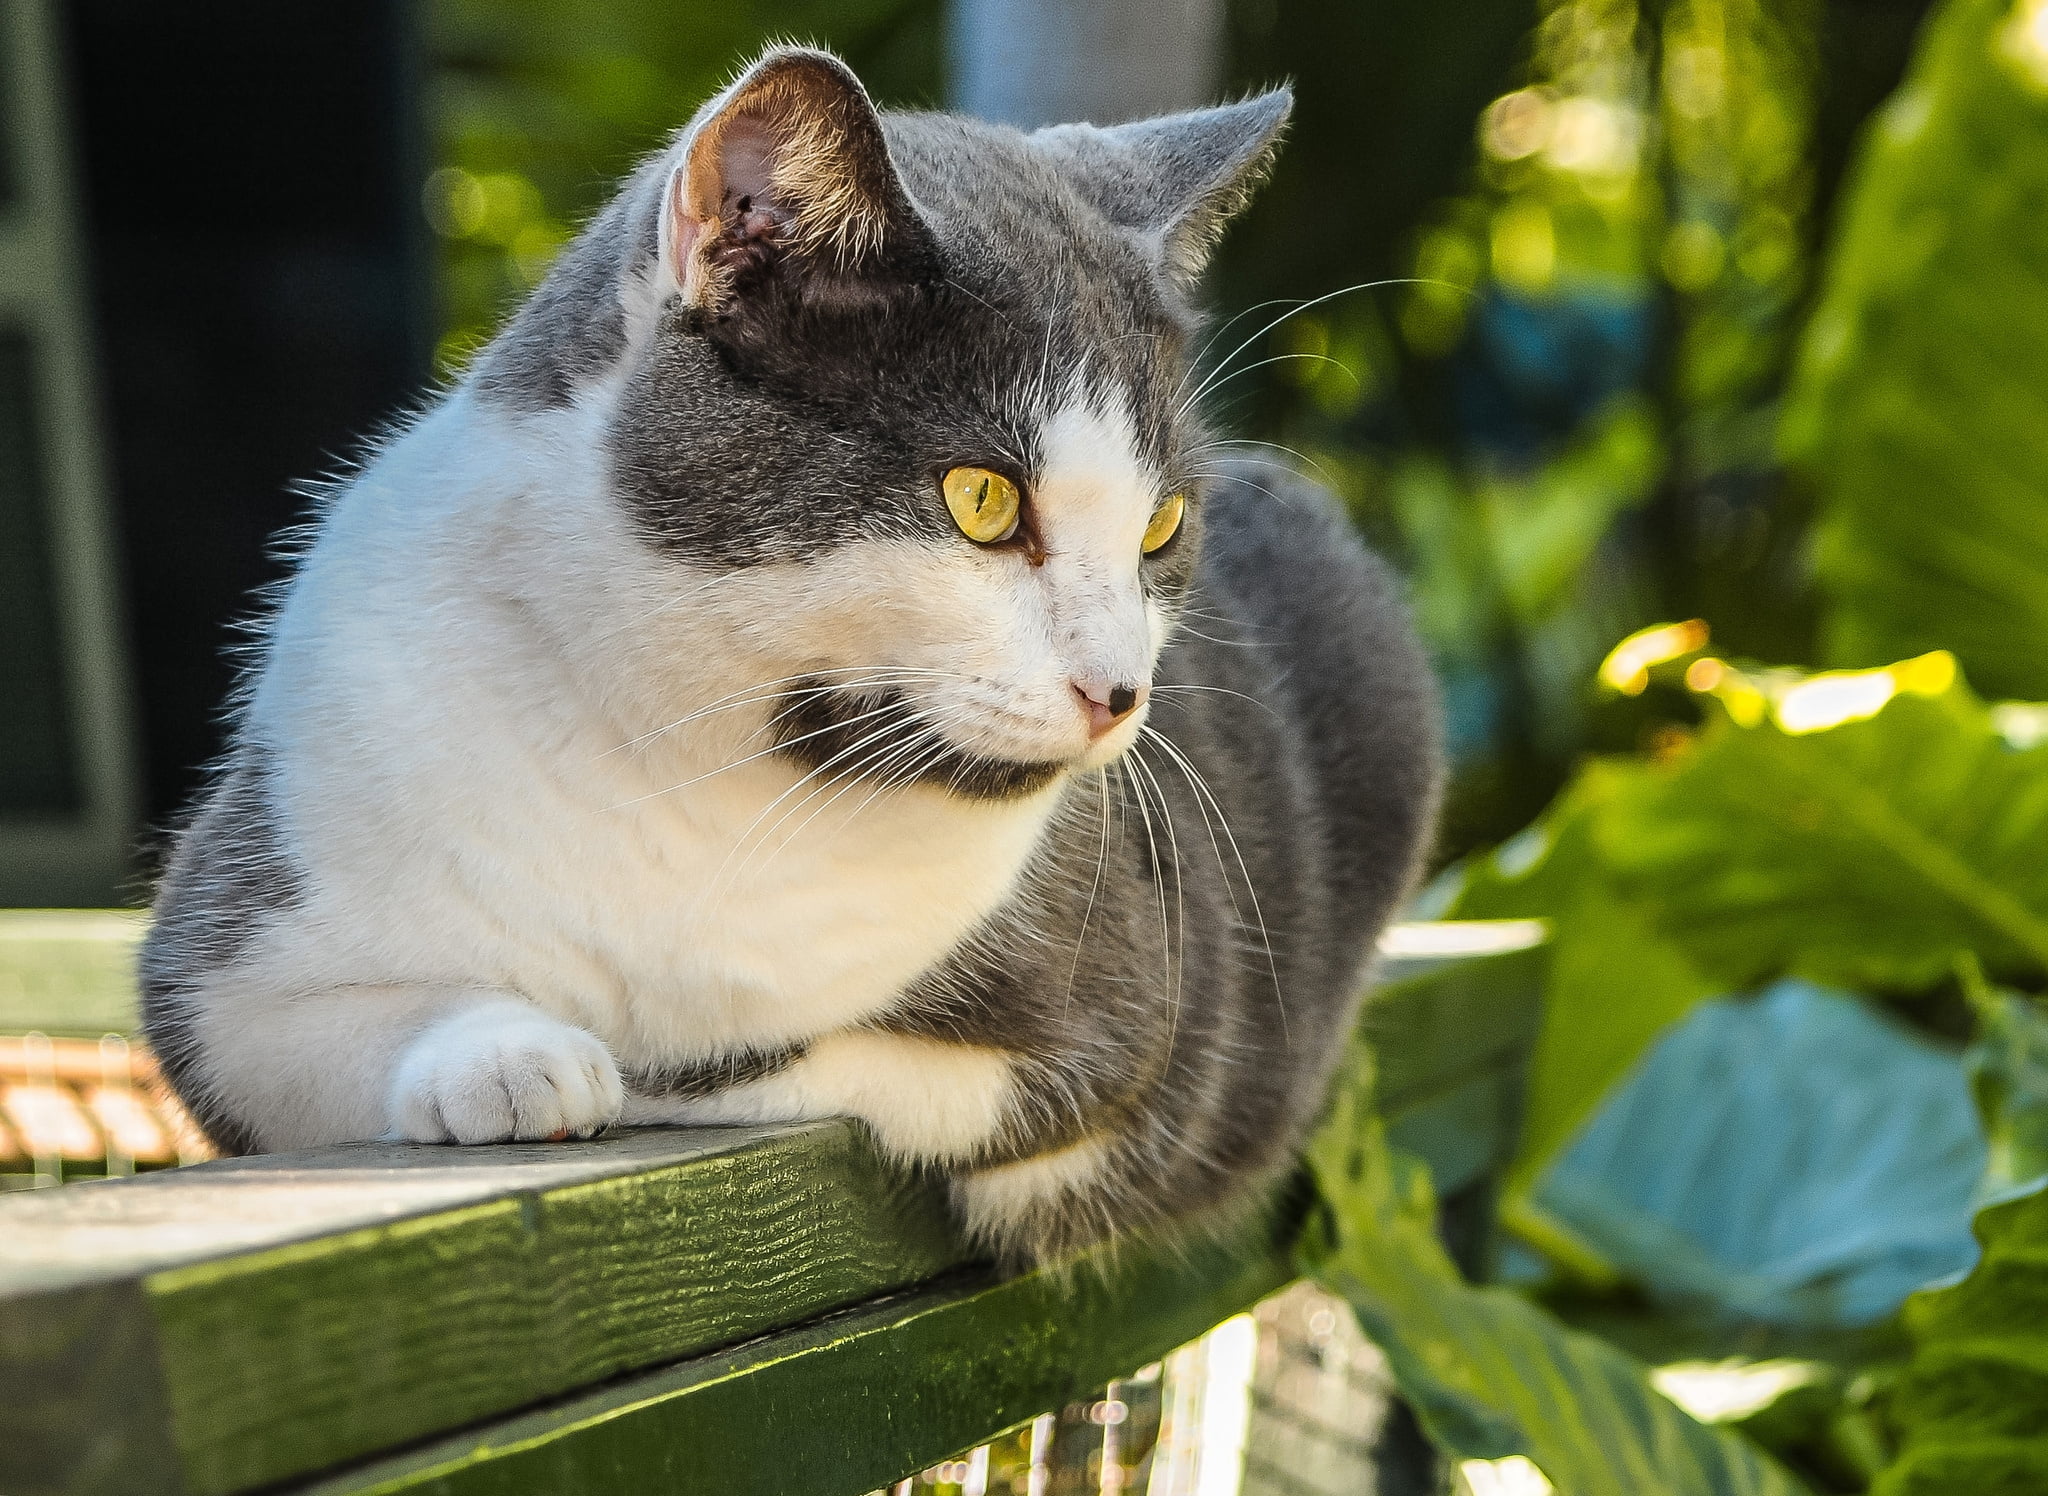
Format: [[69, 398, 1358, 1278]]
[[1785, 0, 2048, 699], [1452, 767, 1719, 1185], [1871, 1179, 2048, 1494], [1539, 981, 1984, 1328], [1965, 984, 2048, 1196], [1302, 1056, 1812, 1495], [1601, 671, 2048, 991]]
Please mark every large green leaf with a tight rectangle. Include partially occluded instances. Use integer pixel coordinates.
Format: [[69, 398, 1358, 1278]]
[[1873, 1180, 2048, 1494], [1302, 1048, 1812, 1496], [1784, 0, 2048, 699], [1600, 667, 2048, 991]]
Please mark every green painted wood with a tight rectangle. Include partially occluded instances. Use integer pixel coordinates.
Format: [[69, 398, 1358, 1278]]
[[296, 1226, 1296, 1496], [0, 1123, 966, 1496]]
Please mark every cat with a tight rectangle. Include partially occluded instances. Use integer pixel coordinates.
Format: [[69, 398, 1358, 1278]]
[[140, 46, 1442, 1264]]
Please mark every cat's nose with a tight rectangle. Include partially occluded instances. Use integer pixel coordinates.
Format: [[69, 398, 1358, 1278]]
[[1074, 680, 1147, 739]]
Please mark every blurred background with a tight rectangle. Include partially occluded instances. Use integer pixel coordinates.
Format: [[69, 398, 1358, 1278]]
[[12, 3, 2048, 1488]]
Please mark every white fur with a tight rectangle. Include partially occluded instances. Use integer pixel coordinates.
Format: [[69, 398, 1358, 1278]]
[[190, 349, 1169, 1160], [956, 1134, 1114, 1240], [626, 1032, 1019, 1164]]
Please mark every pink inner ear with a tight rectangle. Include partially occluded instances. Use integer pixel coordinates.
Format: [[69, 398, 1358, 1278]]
[[716, 114, 782, 213], [670, 109, 800, 296]]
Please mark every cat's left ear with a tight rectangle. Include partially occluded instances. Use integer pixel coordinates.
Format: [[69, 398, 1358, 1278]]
[[1037, 90, 1292, 289], [658, 47, 924, 308]]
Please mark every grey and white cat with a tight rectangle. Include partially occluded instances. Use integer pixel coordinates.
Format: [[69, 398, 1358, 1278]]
[[141, 48, 1441, 1263]]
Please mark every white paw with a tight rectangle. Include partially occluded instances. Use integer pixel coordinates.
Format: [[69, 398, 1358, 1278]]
[[389, 1000, 624, 1144]]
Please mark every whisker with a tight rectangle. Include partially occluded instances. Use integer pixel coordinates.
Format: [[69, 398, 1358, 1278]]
[[1142, 725, 1289, 1042]]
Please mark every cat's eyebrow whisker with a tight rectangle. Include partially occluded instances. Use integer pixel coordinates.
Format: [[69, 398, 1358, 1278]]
[[1186, 436, 1341, 490], [1183, 295, 1302, 391], [1183, 278, 1434, 417], [1175, 352, 1349, 422], [942, 276, 1018, 334]]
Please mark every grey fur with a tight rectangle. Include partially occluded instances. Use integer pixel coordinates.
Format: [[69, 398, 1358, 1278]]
[[142, 50, 1442, 1264], [140, 750, 300, 1156], [885, 460, 1440, 1258]]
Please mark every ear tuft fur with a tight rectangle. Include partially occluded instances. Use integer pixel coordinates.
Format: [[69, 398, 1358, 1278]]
[[1035, 89, 1293, 288]]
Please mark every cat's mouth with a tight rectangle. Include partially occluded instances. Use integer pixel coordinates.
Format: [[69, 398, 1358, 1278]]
[[769, 678, 1068, 801]]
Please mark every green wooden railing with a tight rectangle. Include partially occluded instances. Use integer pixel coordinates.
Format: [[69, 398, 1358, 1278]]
[[0, 919, 1544, 1496]]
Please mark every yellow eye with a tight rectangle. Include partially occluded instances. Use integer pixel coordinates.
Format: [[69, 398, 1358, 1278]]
[[1142, 491, 1186, 554], [942, 466, 1022, 544]]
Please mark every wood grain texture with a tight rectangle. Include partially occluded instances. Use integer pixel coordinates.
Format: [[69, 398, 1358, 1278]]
[[0, 1122, 966, 1496], [295, 1226, 1297, 1496]]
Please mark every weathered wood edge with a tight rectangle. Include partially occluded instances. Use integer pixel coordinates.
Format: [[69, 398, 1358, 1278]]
[[0, 1122, 969, 1496], [292, 1225, 1297, 1496]]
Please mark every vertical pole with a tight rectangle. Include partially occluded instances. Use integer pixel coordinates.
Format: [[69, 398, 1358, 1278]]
[[947, 0, 1225, 127]]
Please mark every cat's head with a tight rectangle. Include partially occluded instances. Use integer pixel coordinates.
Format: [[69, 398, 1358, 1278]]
[[494, 48, 1288, 798]]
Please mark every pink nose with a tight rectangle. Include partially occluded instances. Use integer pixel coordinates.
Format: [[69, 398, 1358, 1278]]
[[1074, 681, 1146, 739]]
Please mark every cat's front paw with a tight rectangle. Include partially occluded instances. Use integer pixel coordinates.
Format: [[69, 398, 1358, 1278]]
[[389, 999, 624, 1144]]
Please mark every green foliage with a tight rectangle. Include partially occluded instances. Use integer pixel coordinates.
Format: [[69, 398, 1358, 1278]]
[[1966, 981, 2048, 1195], [1454, 648, 2048, 1183], [1872, 1180, 2048, 1494], [1303, 1046, 1812, 1495], [1787, 0, 2048, 700], [1601, 666, 2048, 992]]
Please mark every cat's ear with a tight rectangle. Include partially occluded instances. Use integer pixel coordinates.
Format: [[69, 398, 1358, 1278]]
[[657, 47, 923, 308], [1037, 90, 1292, 289]]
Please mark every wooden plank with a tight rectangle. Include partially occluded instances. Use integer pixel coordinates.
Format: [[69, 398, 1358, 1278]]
[[0, 1122, 966, 1496], [295, 1225, 1296, 1496]]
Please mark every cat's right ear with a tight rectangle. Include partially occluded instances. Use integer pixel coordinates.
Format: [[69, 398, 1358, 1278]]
[[657, 47, 924, 309]]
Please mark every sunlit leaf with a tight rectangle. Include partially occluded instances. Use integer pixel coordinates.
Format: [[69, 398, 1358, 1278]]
[[1785, 0, 2048, 699], [1600, 674, 2048, 991], [1451, 768, 1718, 1185]]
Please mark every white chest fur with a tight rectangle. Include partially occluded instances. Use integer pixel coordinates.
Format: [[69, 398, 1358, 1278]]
[[237, 390, 1060, 1068]]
